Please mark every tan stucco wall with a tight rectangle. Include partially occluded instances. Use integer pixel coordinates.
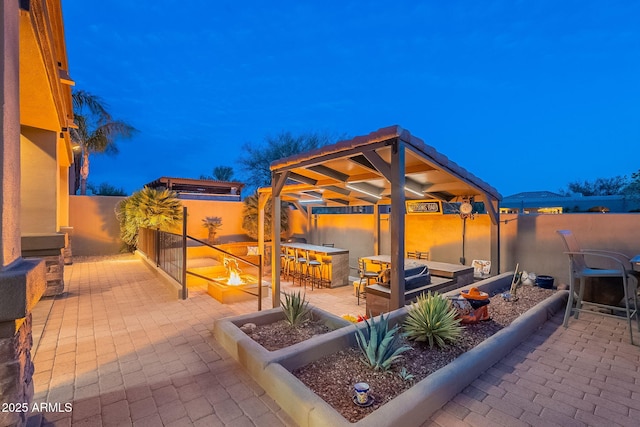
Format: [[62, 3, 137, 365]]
[[68, 195, 640, 288], [20, 126, 58, 234], [69, 195, 124, 255], [499, 213, 640, 288], [69, 196, 254, 256], [0, 0, 22, 267], [179, 199, 250, 243], [305, 211, 640, 287]]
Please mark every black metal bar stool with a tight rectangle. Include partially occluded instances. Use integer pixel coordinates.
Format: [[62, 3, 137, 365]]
[[320, 254, 332, 288], [306, 250, 322, 290], [293, 249, 308, 288]]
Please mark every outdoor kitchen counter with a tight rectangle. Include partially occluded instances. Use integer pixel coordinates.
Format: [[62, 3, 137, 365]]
[[282, 243, 350, 287], [361, 254, 475, 287]]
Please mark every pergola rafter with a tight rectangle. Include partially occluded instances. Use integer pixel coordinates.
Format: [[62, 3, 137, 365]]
[[258, 126, 502, 310]]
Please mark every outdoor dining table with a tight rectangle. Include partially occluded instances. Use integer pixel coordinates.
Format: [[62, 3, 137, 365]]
[[361, 254, 475, 287], [281, 243, 350, 287]]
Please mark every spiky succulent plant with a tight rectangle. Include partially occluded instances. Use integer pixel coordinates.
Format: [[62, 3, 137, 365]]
[[403, 292, 462, 348], [355, 312, 410, 371], [281, 291, 310, 327]]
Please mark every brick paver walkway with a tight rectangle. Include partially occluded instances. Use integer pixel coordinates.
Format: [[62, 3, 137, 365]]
[[426, 312, 640, 427], [31, 256, 640, 426], [32, 255, 295, 426]]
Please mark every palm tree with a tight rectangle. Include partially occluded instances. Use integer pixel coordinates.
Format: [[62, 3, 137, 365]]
[[115, 187, 183, 250], [241, 192, 289, 240], [71, 90, 137, 195], [200, 165, 234, 181]]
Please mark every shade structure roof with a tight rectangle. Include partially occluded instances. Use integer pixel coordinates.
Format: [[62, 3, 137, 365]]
[[265, 125, 502, 212], [261, 125, 503, 310]]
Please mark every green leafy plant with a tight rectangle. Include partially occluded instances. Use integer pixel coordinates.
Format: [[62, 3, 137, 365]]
[[355, 312, 410, 371], [202, 216, 223, 243], [242, 192, 289, 240], [281, 291, 310, 327], [115, 186, 183, 250], [398, 367, 414, 382], [403, 292, 462, 349]]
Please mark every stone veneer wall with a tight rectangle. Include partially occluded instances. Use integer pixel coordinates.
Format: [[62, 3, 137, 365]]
[[41, 253, 64, 297], [0, 315, 34, 427]]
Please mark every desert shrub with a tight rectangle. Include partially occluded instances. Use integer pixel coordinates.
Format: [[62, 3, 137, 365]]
[[202, 216, 222, 243], [281, 291, 310, 327], [403, 291, 462, 348], [355, 312, 410, 371]]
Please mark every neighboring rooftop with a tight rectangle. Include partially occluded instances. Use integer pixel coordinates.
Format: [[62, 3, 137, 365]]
[[504, 191, 564, 199], [145, 176, 244, 201], [502, 190, 640, 213]]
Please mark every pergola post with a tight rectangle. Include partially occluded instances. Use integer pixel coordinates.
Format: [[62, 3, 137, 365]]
[[373, 203, 380, 255], [257, 192, 268, 290], [489, 199, 501, 273], [270, 193, 281, 309], [270, 170, 289, 309], [389, 138, 406, 311]]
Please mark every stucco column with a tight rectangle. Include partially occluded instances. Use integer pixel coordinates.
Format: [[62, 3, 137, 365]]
[[1, 0, 21, 268], [1, 3, 46, 426]]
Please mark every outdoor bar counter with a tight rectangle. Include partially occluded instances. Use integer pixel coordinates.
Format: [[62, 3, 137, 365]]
[[282, 243, 350, 287], [361, 254, 475, 287]]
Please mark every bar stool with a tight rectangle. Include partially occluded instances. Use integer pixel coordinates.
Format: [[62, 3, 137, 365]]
[[320, 244, 334, 288], [306, 251, 322, 290], [320, 254, 332, 288], [281, 247, 295, 281], [357, 258, 378, 305], [293, 249, 308, 288]]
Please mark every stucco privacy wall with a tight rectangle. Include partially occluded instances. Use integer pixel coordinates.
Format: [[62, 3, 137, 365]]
[[69, 195, 124, 255], [305, 212, 640, 288], [68, 197, 640, 289], [499, 213, 640, 287], [69, 196, 255, 255]]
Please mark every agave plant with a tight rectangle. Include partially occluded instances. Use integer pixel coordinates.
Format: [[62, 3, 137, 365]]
[[281, 291, 310, 327], [355, 312, 410, 371], [398, 366, 415, 382], [403, 292, 462, 349]]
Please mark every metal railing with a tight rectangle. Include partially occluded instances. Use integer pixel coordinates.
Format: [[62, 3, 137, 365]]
[[185, 235, 263, 311], [138, 226, 187, 299], [137, 207, 263, 309]]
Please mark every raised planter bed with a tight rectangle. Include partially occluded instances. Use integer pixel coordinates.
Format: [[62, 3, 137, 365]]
[[215, 272, 568, 426], [214, 306, 353, 386]]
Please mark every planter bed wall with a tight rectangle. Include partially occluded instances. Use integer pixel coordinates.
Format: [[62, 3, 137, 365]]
[[214, 306, 353, 385], [215, 272, 568, 426]]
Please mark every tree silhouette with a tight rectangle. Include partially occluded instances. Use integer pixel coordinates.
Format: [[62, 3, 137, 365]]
[[71, 90, 137, 195]]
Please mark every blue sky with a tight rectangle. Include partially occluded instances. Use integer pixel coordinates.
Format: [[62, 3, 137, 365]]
[[62, 0, 640, 197]]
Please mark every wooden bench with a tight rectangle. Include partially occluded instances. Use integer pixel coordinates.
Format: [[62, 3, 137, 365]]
[[365, 276, 457, 317]]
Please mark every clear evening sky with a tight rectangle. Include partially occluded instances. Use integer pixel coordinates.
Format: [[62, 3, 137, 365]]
[[61, 0, 640, 197]]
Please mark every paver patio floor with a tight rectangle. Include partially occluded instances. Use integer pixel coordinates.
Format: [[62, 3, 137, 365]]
[[30, 255, 639, 426]]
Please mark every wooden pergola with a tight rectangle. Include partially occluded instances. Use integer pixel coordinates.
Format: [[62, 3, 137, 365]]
[[257, 126, 502, 309]]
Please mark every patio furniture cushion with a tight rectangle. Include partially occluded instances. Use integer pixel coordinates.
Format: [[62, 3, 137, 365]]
[[378, 265, 431, 290]]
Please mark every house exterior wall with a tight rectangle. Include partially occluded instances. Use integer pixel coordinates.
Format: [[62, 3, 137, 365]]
[[20, 126, 58, 234], [0, 0, 22, 268], [1, 0, 71, 424]]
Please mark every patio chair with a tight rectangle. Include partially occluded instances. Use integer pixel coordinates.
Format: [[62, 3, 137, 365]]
[[556, 230, 639, 345], [358, 259, 379, 305]]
